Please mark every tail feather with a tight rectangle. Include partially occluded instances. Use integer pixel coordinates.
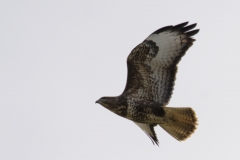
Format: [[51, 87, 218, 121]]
[[159, 107, 197, 141]]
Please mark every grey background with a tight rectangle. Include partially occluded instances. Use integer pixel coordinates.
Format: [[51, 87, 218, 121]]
[[1, 0, 240, 159]]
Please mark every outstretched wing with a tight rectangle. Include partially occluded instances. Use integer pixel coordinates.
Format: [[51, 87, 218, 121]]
[[123, 22, 199, 105]]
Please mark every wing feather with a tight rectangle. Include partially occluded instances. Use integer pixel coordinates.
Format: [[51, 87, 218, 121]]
[[123, 22, 199, 105], [134, 122, 159, 145]]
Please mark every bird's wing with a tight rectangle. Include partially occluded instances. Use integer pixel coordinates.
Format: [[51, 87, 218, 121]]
[[134, 122, 159, 145], [123, 22, 199, 105]]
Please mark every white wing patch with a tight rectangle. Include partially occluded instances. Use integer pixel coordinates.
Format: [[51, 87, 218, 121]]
[[146, 32, 184, 67]]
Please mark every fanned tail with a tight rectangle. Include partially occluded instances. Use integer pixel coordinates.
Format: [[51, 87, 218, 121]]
[[159, 107, 198, 141]]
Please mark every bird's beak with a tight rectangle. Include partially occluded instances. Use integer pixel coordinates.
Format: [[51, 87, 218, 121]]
[[95, 99, 100, 104]]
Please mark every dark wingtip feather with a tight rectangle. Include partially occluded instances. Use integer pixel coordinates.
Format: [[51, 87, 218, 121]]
[[144, 131, 159, 146], [152, 25, 173, 34], [147, 124, 159, 146], [149, 136, 159, 146], [151, 22, 198, 36], [186, 29, 200, 37], [172, 21, 189, 30], [180, 23, 197, 32]]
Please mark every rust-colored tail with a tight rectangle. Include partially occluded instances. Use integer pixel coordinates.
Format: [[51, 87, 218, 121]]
[[159, 107, 198, 141]]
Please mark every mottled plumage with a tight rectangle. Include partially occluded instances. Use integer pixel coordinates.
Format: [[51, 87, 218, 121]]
[[96, 22, 199, 145]]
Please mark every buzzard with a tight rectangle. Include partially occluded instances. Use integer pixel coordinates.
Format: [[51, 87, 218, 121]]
[[96, 22, 199, 145]]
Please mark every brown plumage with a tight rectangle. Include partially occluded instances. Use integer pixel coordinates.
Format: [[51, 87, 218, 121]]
[[160, 107, 197, 141], [96, 22, 199, 145]]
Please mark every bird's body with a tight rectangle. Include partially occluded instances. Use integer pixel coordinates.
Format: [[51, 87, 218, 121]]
[[96, 22, 199, 145]]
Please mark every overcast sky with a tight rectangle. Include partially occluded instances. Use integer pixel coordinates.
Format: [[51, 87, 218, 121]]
[[1, 0, 240, 159]]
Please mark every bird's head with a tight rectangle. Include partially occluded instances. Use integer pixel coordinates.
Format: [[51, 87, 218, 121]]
[[96, 96, 127, 117], [96, 97, 118, 110]]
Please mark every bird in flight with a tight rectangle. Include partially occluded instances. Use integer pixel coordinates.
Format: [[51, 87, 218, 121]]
[[96, 22, 199, 145]]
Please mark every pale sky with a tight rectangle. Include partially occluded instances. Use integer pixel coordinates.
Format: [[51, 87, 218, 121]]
[[1, 0, 240, 159]]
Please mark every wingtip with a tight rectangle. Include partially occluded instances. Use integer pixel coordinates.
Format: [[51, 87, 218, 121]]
[[170, 22, 191, 32], [150, 137, 159, 146], [173, 21, 189, 28], [191, 23, 197, 28], [180, 21, 189, 25], [186, 29, 200, 37], [150, 21, 199, 36]]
